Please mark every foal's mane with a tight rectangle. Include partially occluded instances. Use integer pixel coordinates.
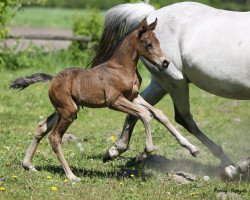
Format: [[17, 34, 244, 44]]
[[91, 2, 155, 67]]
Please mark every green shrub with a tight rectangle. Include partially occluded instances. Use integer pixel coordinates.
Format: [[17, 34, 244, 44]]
[[71, 9, 104, 64], [0, 0, 17, 41], [0, 0, 45, 70], [72, 10, 103, 42], [0, 44, 43, 71]]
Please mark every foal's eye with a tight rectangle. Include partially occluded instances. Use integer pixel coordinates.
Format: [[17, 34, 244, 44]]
[[145, 43, 153, 49]]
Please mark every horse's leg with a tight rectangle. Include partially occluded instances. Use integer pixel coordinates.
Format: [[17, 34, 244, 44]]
[[103, 79, 166, 162], [108, 95, 155, 162], [23, 112, 58, 171], [133, 95, 199, 156], [48, 103, 79, 182], [170, 84, 236, 179], [237, 157, 250, 174]]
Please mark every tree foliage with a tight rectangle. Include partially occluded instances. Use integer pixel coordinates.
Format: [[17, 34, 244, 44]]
[[40, 0, 250, 11], [0, 0, 45, 40]]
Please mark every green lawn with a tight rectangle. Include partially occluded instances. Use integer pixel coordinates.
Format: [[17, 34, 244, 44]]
[[9, 7, 105, 29], [2, 5, 250, 200], [0, 49, 249, 199]]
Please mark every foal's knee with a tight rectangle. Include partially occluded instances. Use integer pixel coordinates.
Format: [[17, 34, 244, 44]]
[[139, 111, 152, 124], [35, 120, 48, 140]]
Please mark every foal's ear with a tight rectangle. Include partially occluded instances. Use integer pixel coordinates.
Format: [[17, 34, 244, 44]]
[[138, 18, 148, 38], [147, 18, 158, 31]]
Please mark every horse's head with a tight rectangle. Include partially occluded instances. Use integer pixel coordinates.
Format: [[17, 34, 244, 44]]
[[135, 18, 170, 71]]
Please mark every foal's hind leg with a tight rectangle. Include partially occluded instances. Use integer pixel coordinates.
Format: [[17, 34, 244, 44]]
[[23, 112, 58, 171], [48, 103, 79, 181]]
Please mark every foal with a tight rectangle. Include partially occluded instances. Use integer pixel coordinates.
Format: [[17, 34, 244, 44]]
[[11, 19, 198, 181]]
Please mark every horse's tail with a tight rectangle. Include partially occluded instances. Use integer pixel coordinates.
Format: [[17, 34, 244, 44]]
[[10, 73, 53, 90], [91, 2, 155, 67]]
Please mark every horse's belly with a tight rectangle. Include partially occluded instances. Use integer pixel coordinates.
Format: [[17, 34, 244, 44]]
[[185, 64, 250, 99], [181, 16, 250, 99]]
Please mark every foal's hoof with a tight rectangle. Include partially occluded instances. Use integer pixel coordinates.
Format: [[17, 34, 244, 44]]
[[135, 152, 149, 163], [23, 163, 38, 172], [68, 175, 81, 182], [190, 148, 199, 157], [103, 146, 119, 163]]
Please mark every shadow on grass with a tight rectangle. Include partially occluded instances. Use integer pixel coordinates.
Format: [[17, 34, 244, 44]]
[[39, 158, 150, 180], [37, 154, 249, 182]]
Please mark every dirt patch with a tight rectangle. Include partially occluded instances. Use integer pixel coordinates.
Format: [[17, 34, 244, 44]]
[[62, 133, 81, 144], [216, 192, 243, 200], [172, 171, 196, 184]]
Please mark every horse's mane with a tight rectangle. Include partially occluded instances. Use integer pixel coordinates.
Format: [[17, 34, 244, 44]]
[[91, 2, 155, 67]]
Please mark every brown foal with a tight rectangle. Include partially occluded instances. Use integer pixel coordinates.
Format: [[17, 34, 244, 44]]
[[11, 19, 198, 181]]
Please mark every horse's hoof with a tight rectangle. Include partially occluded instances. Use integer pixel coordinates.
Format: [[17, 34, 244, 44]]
[[103, 146, 119, 163], [237, 158, 250, 173], [103, 152, 112, 163], [220, 165, 237, 180]]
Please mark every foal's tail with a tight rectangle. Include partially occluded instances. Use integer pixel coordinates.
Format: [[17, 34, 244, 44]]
[[10, 73, 53, 90]]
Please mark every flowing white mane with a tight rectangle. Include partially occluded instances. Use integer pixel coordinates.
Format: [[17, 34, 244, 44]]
[[91, 2, 155, 67]]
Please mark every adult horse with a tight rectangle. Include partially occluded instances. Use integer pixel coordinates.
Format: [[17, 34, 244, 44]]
[[92, 2, 250, 179]]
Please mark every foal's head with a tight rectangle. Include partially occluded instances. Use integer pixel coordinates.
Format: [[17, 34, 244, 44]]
[[134, 18, 169, 70]]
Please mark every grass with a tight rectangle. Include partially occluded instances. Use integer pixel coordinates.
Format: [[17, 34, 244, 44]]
[[9, 7, 105, 29], [0, 49, 249, 199], [2, 5, 250, 200]]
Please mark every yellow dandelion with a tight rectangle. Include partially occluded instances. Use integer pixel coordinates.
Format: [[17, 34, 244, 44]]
[[64, 179, 68, 183], [190, 192, 196, 196], [111, 135, 116, 143], [0, 187, 6, 191], [47, 176, 52, 179], [12, 175, 17, 179], [51, 186, 58, 191]]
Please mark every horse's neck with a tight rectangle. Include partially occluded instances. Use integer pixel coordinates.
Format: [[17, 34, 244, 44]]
[[110, 35, 139, 74]]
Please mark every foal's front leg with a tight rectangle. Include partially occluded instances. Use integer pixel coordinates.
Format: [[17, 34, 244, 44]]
[[104, 96, 155, 162], [103, 79, 166, 162]]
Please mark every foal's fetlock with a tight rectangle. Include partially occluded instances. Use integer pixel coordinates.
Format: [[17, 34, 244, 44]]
[[23, 161, 38, 172], [135, 151, 150, 163], [190, 146, 199, 157], [103, 146, 120, 163], [67, 175, 81, 182]]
